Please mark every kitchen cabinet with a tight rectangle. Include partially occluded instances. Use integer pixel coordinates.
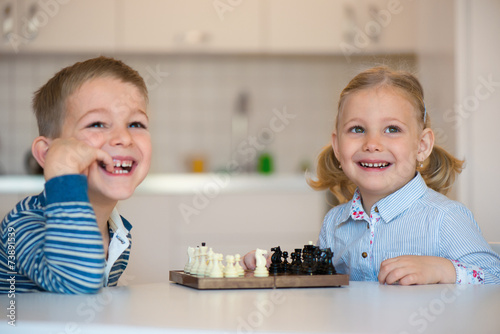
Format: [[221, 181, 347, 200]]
[[266, 0, 417, 55], [117, 0, 263, 53], [0, 0, 116, 54]]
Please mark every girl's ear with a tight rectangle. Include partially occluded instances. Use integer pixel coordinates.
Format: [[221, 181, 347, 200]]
[[331, 132, 340, 161], [417, 128, 435, 162], [31, 136, 51, 169]]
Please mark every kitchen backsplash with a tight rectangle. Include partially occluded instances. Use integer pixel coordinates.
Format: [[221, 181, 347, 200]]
[[0, 54, 415, 175]]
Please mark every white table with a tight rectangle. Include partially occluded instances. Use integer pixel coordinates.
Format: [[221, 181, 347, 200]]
[[1, 281, 499, 334]]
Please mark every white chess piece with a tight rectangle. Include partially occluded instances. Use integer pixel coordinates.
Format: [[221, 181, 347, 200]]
[[190, 247, 200, 276], [196, 243, 208, 276], [184, 246, 195, 273], [234, 254, 245, 276], [204, 248, 214, 277], [254, 248, 269, 277], [224, 255, 238, 278], [209, 253, 224, 278]]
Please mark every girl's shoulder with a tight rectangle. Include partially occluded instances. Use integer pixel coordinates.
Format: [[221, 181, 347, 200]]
[[420, 187, 475, 221], [323, 201, 352, 226]]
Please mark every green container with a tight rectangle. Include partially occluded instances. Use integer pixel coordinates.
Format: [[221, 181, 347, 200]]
[[258, 153, 274, 174]]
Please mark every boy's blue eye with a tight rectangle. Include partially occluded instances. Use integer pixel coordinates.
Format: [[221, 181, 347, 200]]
[[88, 122, 104, 128], [349, 126, 364, 133], [385, 126, 400, 133], [129, 122, 147, 129]]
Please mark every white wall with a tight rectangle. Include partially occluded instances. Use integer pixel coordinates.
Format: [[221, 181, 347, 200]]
[[456, 0, 500, 242]]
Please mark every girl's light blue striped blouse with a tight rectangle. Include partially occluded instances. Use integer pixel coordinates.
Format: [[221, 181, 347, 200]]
[[318, 173, 500, 284]]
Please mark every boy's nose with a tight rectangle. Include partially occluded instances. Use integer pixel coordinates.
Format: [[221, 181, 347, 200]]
[[110, 127, 133, 147]]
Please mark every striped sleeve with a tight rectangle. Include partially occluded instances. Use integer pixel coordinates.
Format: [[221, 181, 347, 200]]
[[1, 175, 106, 294], [439, 202, 500, 284]]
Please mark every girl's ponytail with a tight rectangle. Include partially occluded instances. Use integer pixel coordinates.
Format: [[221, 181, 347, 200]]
[[420, 144, 464, 195], [307, 145, 356, 203]]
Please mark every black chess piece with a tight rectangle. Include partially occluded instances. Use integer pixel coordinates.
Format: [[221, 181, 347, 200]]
[[291, 249, 303, 274], [282, 251, 290, 274], [323, 248, 336, 275], [269, 246, 282, 275], [301, 252, 315, 275]]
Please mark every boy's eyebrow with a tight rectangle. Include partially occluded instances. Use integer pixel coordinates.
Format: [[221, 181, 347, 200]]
[[76, 108, 149, 122]]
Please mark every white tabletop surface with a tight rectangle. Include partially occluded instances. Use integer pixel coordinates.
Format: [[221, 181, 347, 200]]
[[1, 281, 499, 334]]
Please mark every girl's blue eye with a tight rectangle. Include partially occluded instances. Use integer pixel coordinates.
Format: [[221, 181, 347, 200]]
[[385, 126, 401, 133], [349, 126, 364, 133]]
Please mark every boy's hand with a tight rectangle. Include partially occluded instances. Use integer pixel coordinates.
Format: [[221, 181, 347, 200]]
[[43, 138, 114, 180], [378, 255, 456, 285]]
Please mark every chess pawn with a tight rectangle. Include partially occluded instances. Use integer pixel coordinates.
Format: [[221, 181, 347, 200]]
[[196, 243, 208, 276], [254, 248, 269, 277], [184, 246, 195, 274], [204, 248, 214, 277], [224, 255, 238, 278], [282, 251, 290, 274], [234, 254, 245, 276], [190, 247, 201, 276], [209, 253, 224, 278]]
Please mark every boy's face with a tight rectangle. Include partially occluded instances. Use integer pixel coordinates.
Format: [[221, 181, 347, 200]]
[[61, 76, 151, 203]]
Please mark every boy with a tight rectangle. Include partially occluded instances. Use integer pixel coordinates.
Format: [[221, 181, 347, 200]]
[[0, 56, 151, 293]]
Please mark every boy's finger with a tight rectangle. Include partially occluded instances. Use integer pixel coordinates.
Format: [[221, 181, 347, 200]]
[[95, 150, 114, 173]]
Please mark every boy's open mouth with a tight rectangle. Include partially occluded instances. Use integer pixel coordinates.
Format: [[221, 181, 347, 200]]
[[99, 159, 135, 174], [359, 162, 391, 169]]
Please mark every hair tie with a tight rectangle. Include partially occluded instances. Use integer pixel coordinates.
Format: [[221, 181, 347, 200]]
[[423, 103, 427, 124]]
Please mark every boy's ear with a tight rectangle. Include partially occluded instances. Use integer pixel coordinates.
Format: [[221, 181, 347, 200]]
[[31, 136, 51, 169], [418, 128, 435, 162]]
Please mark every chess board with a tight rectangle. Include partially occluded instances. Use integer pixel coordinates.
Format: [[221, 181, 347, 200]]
[[169, 270, 349, 290]]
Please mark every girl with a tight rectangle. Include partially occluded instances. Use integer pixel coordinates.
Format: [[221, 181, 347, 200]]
[[308, 66, 500, 285]]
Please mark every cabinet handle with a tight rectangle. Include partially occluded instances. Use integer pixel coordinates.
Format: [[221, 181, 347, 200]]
[[175, 30, 211, 45], [2, 3, 14, 42], [21, 3, 39, 41]]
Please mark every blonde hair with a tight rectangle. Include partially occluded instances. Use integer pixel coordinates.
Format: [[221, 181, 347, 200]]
[[33, 56, 148, 138], [308, 66, 464, 203]]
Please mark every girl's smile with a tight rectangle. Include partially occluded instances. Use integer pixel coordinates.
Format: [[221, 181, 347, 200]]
[[332, 86, 433, 212]]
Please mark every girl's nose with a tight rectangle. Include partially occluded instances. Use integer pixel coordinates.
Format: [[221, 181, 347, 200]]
[[363, 133, 382, 152], [110, 127, 132, 147]]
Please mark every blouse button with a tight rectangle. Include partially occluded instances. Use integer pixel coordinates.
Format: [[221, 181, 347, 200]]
[[374, 207, 379, 213], [362, 252, 368, 258], [366, 223, 369, 229]]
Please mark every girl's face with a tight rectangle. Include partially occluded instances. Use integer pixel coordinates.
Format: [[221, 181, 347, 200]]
[[332, 86, 433, 210]]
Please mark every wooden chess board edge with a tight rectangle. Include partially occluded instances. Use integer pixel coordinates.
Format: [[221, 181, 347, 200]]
[[169, 270, 349, 290]]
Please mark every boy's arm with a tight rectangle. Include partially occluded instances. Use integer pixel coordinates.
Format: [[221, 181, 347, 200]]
[[11, 175, 106, 293]]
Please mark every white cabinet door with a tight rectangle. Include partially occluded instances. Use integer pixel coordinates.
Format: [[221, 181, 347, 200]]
[[0, 0, 116, 54], [354, 0, 417, 54], [118, 0, 262, 53], [0, 0, 18, 53], [266, 0, 417, 55], [266, 0, 345, 53]]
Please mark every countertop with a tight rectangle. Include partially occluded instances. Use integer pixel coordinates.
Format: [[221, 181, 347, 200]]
[[0, 173, 316, 195], [1, 281, 499, 334]]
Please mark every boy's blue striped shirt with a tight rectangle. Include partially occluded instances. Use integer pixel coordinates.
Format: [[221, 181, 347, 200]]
[[318, 173, 500, 284], [0, 174, 132, 293]]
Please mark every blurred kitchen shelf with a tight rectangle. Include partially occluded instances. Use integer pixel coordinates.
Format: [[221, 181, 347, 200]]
[[0, 174, 316, 195]]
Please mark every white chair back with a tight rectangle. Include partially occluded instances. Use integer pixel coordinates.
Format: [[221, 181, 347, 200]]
[[489, 242, 500, 256]]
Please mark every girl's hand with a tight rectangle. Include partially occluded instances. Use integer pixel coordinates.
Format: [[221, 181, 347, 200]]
[[43, 138, 114, 180], [241, 250, 272, 270], [378, 255, 456, 285]]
